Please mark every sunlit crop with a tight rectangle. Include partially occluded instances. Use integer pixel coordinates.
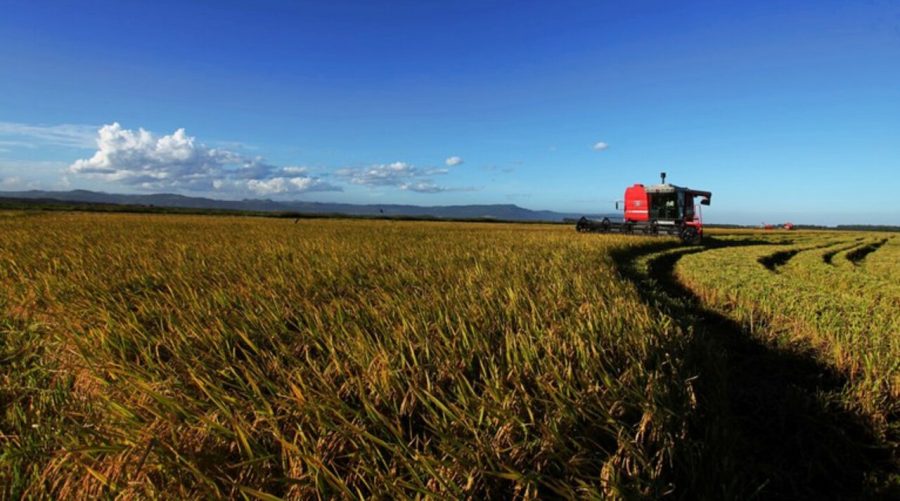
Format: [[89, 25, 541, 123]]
[[678, 232, 899, 421], [1, 213, 896, 498], [0, 213, 700, 498]]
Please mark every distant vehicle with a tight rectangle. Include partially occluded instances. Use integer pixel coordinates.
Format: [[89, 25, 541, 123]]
[[576, 172, 712, 244], [762, 222, 795, 230]]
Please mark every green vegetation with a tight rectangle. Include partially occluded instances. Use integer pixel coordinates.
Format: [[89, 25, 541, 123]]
[[1, 213, 897, 498]]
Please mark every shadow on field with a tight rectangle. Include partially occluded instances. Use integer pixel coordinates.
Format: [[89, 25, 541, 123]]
[[612, 237, 896, 499], [757, 248, 800, 272], [846, 238, 888, 265]]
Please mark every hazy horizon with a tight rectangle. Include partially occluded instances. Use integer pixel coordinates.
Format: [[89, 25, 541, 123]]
[[2, 185, 894, 227]]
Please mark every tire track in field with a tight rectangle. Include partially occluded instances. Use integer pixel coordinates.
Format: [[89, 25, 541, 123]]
[[822, 238, 866, 265], [612, 238, 895, 500], [758, 239, 849, 272], [846, 238, 888, 265], [757, 248, 801, 271]]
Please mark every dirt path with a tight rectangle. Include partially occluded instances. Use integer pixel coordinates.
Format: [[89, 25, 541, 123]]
[[612, 238, 896, 499]]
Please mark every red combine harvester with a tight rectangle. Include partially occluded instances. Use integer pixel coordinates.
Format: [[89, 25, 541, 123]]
[[763, 222, 795, 230], [576, 172, 712, 244]]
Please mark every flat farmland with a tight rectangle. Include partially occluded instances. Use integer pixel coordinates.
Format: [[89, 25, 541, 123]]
[[1, 213, 897, 498]]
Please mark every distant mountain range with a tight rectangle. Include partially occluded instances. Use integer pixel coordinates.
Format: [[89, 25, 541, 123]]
[[0, 189, 614, 222]]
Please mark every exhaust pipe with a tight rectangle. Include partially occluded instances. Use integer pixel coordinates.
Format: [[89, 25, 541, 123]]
[[660, 171, 666, 184]]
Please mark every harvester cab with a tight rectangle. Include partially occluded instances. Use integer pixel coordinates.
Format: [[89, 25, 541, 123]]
[[576, 172, 712, 244]]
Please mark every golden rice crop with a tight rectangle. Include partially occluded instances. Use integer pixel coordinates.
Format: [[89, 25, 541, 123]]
[[3, 212, 896, 498], [1, 213, 697, 499]]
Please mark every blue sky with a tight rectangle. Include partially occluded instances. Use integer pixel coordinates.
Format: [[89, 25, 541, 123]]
[[1, 0, 898, 224]]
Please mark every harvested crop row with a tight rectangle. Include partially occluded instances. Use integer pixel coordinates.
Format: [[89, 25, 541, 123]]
[[755, 236, 847, 272], [822, 237, 867, 265], [677, 234, 899, 422], [825, 238, 886, 269], [862, 236, 900, 282], [616, 238, 893, 498], [783, 237, 900, 301]]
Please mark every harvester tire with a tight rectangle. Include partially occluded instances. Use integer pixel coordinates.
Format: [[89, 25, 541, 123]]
[[576, 217, 589, 232], [680, 227, 701, 245]]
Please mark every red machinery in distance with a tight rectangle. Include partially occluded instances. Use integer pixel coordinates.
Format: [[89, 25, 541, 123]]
[[762, 222, 794, 230], [576, 172, 712, 244]]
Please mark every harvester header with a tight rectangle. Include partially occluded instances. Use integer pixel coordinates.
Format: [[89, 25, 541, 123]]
[[576, 172, 712, 244]]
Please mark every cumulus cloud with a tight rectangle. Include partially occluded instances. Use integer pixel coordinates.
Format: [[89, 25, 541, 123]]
[[592, 141, 609, 151], [335, 161, 464, 193], [69, 123, 339, 196], [445, 156, 463, 167], [246, 177, 320, 195]]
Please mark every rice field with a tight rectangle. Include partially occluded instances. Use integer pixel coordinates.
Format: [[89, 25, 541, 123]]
[[1, 213, 897, 498], [678, 231, 899, 419]]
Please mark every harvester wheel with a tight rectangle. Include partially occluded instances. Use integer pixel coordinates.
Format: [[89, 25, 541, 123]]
[[680, 227, 701, 245], [576, 217, 589, 232]]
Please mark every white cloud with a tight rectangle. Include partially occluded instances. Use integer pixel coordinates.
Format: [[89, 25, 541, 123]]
[[0, 176, 22, 189], [335, 161, 462, 193], [401, 182, 445, 193], [445, 156, 463, 167], [0, 122, 97, 149], [335, 162, 418, 187], [0, 176, 40, 190], [0, 140, 36, 150], [0, 160, 69, 191], [246, 176, 318, 195], [592, 141, 609, 151], [69, 123, 339, 196]]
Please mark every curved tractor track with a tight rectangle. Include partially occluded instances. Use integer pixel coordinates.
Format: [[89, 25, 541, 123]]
[[612, 238, 896, 499], [757, 248, 800, 272], [846, 238, 889, 265], [822, 238, 867, 265], [759, 240, 847, 272]]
